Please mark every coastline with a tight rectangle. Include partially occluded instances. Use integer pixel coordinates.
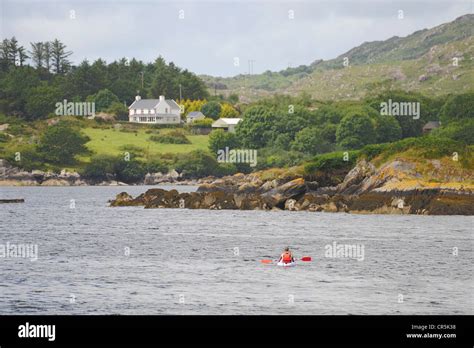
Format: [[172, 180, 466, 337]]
[[108, 159, 474, 216], [3, 157, 473, 215]]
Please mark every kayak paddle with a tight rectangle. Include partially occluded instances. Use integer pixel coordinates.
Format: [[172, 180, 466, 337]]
[[260, 256, 312, 264]]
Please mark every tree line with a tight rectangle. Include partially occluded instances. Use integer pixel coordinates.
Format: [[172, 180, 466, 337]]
[[0, 37, 210, 120]]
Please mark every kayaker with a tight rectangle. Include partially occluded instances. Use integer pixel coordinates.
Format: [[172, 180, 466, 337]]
[[279, 247, 295, 264]]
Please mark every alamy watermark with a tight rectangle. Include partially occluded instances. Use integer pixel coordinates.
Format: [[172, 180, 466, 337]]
[[380, 99, 420, 120], [0, 242, 38, 261], [55, 99, 95, 118], [18, 322, 55, 341], [217, 147, 257, 167], [325, 241, 365, 261]]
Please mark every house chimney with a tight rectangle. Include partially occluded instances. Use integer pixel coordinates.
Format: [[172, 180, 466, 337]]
[[135, 95, 141, 101], [159, 95, 165, 101]]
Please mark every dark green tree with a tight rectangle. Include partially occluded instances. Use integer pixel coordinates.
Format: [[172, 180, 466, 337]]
[[439, 93, 474, 125], [175, 150, 220, 178], [201, 101, 222, 120], [336, 113, 376, 149], [374, 116, 402, 143], [87, 89, 119, 112], [291, 127, 333, 155], [106, 102, 129, 121], [208, 129, 240, 153], [113, 159, 146, 183], [38, 124, 90, 164], [235, 105, 274, 148], [81, 155, 117, 181], [0, 66, 41, 118], [51, 39, 72, 74], [25, 84, 62, 119]]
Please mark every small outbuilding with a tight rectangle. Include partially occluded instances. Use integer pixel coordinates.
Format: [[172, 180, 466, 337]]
[[211, 118, 242, 133], [186, 111, 205, 124], [422, 121, 441, 133]]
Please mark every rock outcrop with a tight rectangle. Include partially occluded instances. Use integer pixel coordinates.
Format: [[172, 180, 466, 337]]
[[109, 160, 474, 215], [0, 160, 87, 186]]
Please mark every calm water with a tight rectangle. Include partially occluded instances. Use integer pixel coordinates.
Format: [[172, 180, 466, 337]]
[[0, 185, 473, 315]]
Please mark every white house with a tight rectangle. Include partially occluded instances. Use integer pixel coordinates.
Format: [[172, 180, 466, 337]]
[[186, 111, 205, 124], [128, 95, 181, 124], [211, 118, 242, 133]]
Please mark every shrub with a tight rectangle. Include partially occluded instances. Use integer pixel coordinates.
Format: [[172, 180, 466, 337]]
[[4, 144, 44, 171], [113, 159, 146, 184], [0, 133, 9, 143], [118, 144, 145, 158], [370, 136, 465, 163], [304, 151, 358, 175], [430, 119, 474, 145], [255, 148, 308, 170], [208, 129, 240, 153], [359, 143, 390, 161], [106, 102, 128, 121], [174, 150, 220, 178], [439, 93, 474, 125], [149, 130, 190, 144], [144, 158, 169, 174], [80, 155, 117, 181], [189, 117, 213, 128]]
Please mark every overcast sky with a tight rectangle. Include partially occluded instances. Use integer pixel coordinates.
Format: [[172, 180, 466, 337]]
[[0, 0, 472, 76]]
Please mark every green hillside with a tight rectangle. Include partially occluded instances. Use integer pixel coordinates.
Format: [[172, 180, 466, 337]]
[[82, 127, 209, 158], [203, 14, 474, 101]]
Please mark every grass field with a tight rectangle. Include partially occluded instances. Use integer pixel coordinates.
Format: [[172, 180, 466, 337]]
[[81, 127, 210, 158]]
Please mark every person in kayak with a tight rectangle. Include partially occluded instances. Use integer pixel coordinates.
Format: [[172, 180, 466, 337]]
[[279, 247, 295, 264]]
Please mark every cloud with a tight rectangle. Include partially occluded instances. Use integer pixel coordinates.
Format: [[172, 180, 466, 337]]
[[1, 0, 471, 76]]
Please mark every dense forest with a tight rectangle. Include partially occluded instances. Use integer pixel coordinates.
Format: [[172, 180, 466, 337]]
[[0, 37, 209, 120]]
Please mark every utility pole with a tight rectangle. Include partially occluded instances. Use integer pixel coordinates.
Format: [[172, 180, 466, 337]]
[[139, 72, 144, 89], [248, 60, 255, 75]]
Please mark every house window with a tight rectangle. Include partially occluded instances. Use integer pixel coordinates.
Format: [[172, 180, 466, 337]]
[[137, 109, 142, 114], [133, 117, 137, 122], [144, 109, 149, 114], [165, 108, 168, 113], [150, 109, 155, 114], [130, 109, 135, 115]]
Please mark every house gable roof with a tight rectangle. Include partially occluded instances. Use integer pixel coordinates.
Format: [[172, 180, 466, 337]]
[[129, 99, 160, 110], [187, 111, 204, 118], [212, 118, 242, 127], [163, 99, 181, 110], [423, 121, 441, 129], [129, 98, 181, 110]]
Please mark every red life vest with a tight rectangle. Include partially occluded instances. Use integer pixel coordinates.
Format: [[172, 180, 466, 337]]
[[281, 251, 293, 263]]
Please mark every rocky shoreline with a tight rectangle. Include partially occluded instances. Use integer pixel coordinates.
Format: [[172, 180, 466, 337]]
[[0, 159, 204, 186], [109, 160, 474, 215], [2, 158, 473, 215]]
